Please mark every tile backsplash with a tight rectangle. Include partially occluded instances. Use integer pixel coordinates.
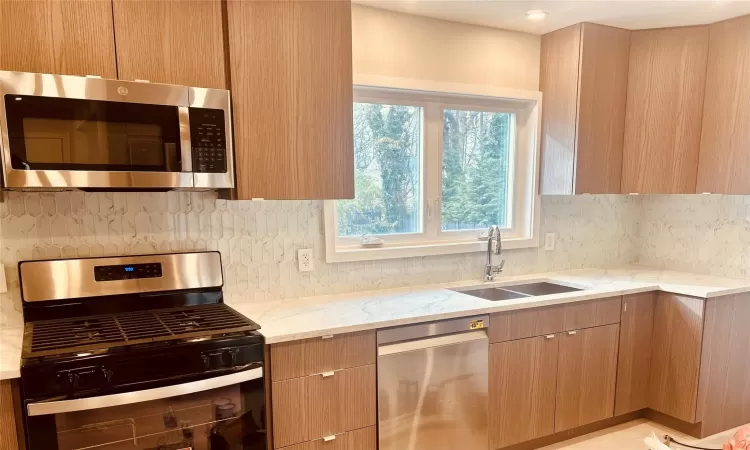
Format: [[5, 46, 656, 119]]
[[0, 192, 640, 327], [639, 195, 750, 278]]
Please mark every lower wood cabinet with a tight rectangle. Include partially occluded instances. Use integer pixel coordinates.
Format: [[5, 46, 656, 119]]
[[489, 323, 620, 448], [648, 293, 705, 423], [0, 380, 20, 450], [615, 292, 656, 415], [489, 297, 621, 343], [272, 365, 377, 448], [489, 336, 558, 448], [281, 427, 376, 450], [555, 324, 620, 431]]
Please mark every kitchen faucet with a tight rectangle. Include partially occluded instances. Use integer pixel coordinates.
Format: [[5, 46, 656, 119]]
[[485, 225, 505, 281]]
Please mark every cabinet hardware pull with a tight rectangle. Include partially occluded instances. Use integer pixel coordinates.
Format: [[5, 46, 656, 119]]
[[545, 334, 555, 339], [624, 302, 628, 312], [321, 371, 335, 378], [568, 331, 577, 335], [321, 335, 334, 340], [323, 435, 336, 442]]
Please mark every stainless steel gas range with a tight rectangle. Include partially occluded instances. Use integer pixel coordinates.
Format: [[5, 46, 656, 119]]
[[17, 252, 266, 450]]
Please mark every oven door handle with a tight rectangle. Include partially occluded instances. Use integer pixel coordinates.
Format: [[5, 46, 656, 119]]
[[26, 366, 263, 417]]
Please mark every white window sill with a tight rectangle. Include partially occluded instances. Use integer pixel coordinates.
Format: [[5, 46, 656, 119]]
[[325, 236, 539, 263]]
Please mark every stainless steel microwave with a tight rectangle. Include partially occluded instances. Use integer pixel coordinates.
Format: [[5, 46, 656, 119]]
[[0, 71, 234, 190]]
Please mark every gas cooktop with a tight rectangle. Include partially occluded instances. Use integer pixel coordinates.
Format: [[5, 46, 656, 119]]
[[24, 303, 260, 358]]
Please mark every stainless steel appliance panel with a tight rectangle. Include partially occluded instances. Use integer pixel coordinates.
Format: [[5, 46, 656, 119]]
[[0, 71, 235, 190], [190, 86, 234, 189], [378, 326, 489, 450], [19, 251, 223, 302]]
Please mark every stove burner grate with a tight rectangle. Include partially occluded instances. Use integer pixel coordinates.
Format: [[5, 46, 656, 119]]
[[25, 304, 257, 358]]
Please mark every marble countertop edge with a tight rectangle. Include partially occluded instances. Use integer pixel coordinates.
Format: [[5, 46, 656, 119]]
[[2, 264, 750, 380]]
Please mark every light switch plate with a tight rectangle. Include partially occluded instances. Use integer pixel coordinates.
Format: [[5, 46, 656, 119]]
[[544, 233, 556, 251], [298, 249, 314, 272]]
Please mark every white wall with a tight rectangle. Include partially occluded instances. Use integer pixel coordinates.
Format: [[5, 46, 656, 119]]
[[352, 4, 541, 91]]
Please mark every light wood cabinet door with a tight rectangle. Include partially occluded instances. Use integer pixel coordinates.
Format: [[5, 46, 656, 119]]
[[574, 23, 631, 195], [0, 380, 20, 450], [283, 427, 377, 450], [272, 365, 376, 448], [112, 0, 227, 89], [227, 0, 354, 200], [621, 27, 709, 194], [0, 0, 116, 77], [539, 23, 630, 195], [696, 14, 750, 194], [489, 336, 559, 448], [649, 292, 705, 423], [539, 24, 581, 195], [555, 324, 619, 432], [615, 292, 656, 415], [270, 331, 376, 381], [697, 293, 750, 436], [489, 297, 621, 343], [307, 365, 377, 442]]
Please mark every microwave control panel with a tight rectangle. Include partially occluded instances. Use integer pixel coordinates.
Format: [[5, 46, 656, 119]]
[[190, 108, 227, 173]]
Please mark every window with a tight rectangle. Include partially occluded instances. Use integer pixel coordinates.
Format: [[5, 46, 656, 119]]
[[324, 81, 541, 263]]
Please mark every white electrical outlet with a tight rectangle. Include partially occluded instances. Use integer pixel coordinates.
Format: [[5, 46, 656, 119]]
[[544, 233, 556, 251], [298, 249, 314, 272]]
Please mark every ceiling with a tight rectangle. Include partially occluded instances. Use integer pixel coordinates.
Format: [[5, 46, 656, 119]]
[[353, 0, 750, 34]]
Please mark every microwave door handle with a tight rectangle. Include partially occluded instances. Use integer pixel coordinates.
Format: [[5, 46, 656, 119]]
[[26, 366, 262, 417], [178, 106, 193, 172]]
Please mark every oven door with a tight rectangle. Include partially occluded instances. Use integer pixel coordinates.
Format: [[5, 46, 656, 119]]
[[0, 71, 194, 190], [23, 368, 266, 450]]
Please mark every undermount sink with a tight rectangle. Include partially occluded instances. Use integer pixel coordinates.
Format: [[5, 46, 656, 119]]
[[453, 282, 583, 302], [500, 282, 583, 296], [457, 287, 529, 301]]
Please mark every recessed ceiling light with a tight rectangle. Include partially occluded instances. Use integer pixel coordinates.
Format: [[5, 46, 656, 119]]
[[526, 10, 549, 20]]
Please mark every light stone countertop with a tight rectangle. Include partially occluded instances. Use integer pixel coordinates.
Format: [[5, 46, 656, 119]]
[[230, 265, 750, 344], [2, 265, 750, 380], [0, 327, 23, 380]]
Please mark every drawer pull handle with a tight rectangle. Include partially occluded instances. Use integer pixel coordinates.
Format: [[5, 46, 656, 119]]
[[321, 371, 335, 378], [321, 335, 334, 340], [323, 435, 336, 442], [545, 334, 555, 339], [568, 331, 577, 335]]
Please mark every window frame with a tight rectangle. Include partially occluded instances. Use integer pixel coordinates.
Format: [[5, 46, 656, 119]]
[[324, 77, 542, 263]]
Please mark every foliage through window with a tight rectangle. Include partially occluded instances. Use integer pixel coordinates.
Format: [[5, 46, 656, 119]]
[[337, 103, 422, 237], [325, 85, 540, 263], [442, 109, 513, 231]]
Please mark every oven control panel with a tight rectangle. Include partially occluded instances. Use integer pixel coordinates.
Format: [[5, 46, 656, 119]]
[[190, 107, 227, 174], [94, 263, 163, 281]]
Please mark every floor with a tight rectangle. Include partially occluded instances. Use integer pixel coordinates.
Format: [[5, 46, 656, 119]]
[[538, 419, 741, 450]]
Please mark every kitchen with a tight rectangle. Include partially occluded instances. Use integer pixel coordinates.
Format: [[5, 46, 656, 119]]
[[1, 1, 750, 450]]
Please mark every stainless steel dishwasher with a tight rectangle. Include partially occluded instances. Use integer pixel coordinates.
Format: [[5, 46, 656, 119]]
[[377, 315, 489, 450]]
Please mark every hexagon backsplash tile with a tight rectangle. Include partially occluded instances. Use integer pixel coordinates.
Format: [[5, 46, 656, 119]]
[[0, 192, 641, 327]]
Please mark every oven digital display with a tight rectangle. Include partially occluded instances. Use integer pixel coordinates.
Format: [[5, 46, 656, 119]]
[[94, 263, 163, 281]]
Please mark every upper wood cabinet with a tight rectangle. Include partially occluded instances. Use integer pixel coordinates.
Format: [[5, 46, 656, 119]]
[[112, 0, 227, 89], [0, 0, 116, 77], [696, 15, 750, 194], [227, 0, 355, 200], [621, 27, 709, 194], [539, 23, 631, 195]]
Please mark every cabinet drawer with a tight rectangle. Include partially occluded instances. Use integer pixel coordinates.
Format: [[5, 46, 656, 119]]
[[272, 365, 377, 448], [280, 426, 377, 450], [489, 297, 622, 343], [270, 331, 376, 381]]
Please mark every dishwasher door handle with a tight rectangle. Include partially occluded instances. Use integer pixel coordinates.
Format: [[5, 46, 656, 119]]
[[377, 329, 488, 356]]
